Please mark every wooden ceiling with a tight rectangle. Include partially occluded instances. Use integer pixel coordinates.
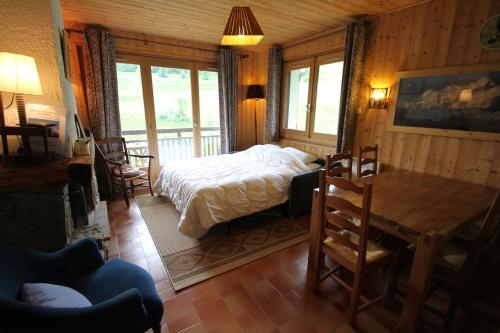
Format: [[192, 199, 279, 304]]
[[61, 0, 422, 46]]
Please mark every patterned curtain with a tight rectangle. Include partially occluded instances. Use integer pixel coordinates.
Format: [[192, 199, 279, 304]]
[[217, 47, 237, 153], [336, 19, 370, 153], [82, 27, 121, 200], [83, 27, 121, 140], [265, 46, 282, 142]]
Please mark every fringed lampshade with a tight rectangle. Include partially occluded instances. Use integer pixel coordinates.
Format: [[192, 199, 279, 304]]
[[221, 7, 264, 46]]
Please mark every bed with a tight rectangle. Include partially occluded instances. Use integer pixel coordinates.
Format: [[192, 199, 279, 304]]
[[154, 144, 325, 238]]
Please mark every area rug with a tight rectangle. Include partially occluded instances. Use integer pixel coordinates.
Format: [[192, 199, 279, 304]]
[[136, 195, 309, 290]]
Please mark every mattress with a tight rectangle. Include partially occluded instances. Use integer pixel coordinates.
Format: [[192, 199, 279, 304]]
[[154, 144, 310, 238]]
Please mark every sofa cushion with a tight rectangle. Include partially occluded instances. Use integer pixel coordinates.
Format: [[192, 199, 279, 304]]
[[21, 283, 91, 308], [112, 164, 141, 178]]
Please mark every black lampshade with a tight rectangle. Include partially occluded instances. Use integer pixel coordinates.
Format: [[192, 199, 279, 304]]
[[246, 84, 265, 99]]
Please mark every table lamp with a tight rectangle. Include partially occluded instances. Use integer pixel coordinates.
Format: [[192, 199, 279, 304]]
[[246, 84, 265, 145], [0, 52, 43, 158]]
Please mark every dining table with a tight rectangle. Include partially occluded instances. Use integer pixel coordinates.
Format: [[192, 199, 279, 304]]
[[306, 169, 497, 333]]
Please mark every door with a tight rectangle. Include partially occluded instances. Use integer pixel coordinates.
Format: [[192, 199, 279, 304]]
[[116, 56, 221, 179]]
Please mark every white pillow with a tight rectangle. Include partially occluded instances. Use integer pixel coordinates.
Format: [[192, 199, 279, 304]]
[[307, 162, 322, 170], [282, 147, 318, 164], [21, 283, 92, 308], [261, 144, 282, 150]]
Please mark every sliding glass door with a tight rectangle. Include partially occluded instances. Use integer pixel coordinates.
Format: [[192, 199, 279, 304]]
[[197, 67, 220, 157], [151, 66, 195, 164], [116, 56, 220, 179]]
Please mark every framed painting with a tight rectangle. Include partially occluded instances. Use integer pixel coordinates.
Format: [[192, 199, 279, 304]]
[[387, 63, 500, 141]]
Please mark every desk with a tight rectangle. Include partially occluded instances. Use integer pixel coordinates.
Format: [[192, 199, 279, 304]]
[[306, 169, 496, 333]]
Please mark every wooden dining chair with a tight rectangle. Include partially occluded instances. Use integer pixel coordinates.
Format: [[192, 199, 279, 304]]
[[427, 191, 500, 330], [314, 168, 397, 326], [357, 145, 378, 178], [95, 137, 155, 207], [326, 153, 353, 179]]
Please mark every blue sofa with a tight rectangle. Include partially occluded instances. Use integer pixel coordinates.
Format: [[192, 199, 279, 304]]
[[0, 238, 163, 333]]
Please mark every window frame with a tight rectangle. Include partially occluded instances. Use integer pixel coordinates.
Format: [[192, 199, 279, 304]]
[[281, 52, 344, 146]]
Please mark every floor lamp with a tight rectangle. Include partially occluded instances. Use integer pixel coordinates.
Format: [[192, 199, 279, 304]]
[[246, 84, 265, 145]]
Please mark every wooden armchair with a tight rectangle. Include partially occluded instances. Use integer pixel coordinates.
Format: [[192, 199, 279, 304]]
[[95, 137, 154, 207], [326, 153, 353, 179], [357, 145, 378, 178], [312, 169, 397, 326]]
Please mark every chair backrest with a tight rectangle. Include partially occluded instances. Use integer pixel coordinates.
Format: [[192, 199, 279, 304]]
[[326, 153, 353, 179], [318, 168, 373, 271], [95, 137, 130, 164], [464, 191, 500, 270], [357, 145, 378, 178]]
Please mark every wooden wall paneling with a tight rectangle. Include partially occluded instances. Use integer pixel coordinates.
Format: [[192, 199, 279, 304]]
[[400, 133, 418, 171], [413, 135, 432, 173], [236, 49, 268, 151], [439, 137, 460, 178], [406, 3, 428, 70], [452, 140, 480, 183], [282, 30, 346, 62], [423, 136, 447, 176], [480, 0, 500, 63], [417, 0, 444, 69], [463, 0, 492, 64], [446, 0, 475, 66], [278, 138, 335, 159], [431, 0, 457, 67], [112, 30, 217, 63], [396, 7, 416, 70], [355, 0, 500, 189], [470, 141, 496, 185], [389, 132, 406, 168], [487, 145, 500, 188]]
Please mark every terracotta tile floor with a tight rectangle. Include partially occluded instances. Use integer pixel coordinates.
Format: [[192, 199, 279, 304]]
[[107, 196, 499, 333]]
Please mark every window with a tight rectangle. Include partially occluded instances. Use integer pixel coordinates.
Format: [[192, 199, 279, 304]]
[[282, 53, 344, 143], [115, 56, 220, 179]]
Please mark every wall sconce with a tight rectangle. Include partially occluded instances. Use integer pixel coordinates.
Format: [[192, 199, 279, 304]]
[[368, 88, 388, 109]]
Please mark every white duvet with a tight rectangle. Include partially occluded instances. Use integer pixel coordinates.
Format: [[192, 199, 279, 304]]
[[154, 145, 311, 238]]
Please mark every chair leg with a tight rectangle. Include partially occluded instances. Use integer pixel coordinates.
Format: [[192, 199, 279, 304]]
[[443, 278, 467, 331], [443, 293, 460, 331], [383, 262, 399, 306], [348, 272, 363, 326], [130, 180, 135, 194], [121, 178, 130, 207], [111, 179, 116, 200], [148, 176, 154, 196]]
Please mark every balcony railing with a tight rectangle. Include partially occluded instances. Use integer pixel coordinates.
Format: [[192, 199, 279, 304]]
[[122, 127, 221, 166]]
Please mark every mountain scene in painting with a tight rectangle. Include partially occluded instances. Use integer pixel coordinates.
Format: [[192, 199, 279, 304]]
[[394, 71, 500, 133]]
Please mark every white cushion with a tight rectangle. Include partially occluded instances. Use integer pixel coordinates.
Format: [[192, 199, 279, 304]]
[[307, 162, 322, 170], [282, 147, 318, 164], [21, 283, 91, 308]]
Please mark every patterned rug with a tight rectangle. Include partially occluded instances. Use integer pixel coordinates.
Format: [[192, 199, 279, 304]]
[[136, 195, 309, 290]]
